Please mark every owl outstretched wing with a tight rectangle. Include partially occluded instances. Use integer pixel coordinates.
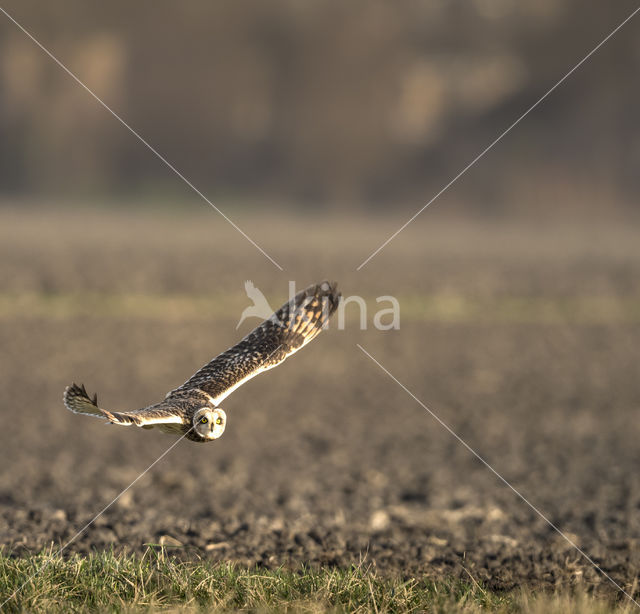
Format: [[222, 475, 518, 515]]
[[167, 280, 340, 405], [63, 383, 185, 430]]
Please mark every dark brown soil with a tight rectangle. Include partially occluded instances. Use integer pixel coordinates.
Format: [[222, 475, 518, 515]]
[[1, 208, 639, 598]]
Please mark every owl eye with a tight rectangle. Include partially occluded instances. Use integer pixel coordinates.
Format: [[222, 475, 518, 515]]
[[200, 417, 208, 424], [215, 417, 222, 425]]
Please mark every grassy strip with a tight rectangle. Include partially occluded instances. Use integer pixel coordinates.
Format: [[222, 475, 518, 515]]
[[0, 292, 639, 324], [0, 549, 632, 613]]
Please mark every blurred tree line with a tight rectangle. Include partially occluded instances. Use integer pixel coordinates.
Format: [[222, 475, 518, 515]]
[[0, 0, 638, 211]]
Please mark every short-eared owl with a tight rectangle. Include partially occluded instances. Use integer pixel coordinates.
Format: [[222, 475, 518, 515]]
[[64, 281, 340, 442]]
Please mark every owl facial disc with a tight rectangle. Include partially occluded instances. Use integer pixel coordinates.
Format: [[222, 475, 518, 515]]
[[193, 407, 226, 440]]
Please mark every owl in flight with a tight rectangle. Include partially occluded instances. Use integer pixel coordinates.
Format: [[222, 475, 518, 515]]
[[64, 281, 340, 442]]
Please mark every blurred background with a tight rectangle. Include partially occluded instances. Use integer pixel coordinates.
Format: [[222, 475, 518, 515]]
[[1, 1, 640, 592], [1, 0, 639, 213]]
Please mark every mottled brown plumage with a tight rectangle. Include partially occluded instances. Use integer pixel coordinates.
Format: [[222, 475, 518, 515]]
[[63, 281, 340, 442]]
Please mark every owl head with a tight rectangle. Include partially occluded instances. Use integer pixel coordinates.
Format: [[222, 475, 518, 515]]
[[193, 406, 226, 440]]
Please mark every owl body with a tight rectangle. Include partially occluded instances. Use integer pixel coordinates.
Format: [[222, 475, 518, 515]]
[[64, 281, 340, 443]]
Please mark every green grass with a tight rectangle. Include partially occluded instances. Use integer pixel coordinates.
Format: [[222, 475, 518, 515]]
[[1, 292, 640, 324], [0, 549, 634, 613]]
